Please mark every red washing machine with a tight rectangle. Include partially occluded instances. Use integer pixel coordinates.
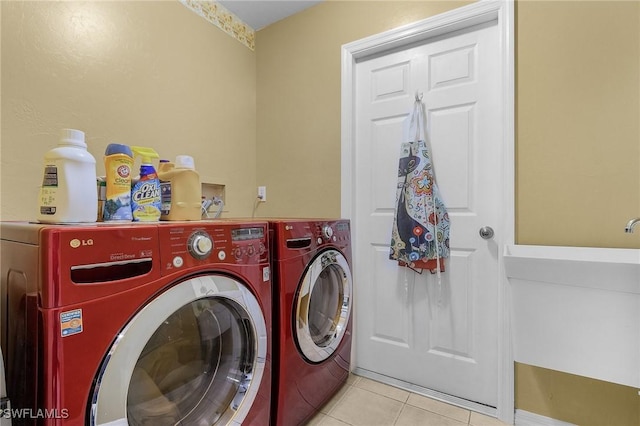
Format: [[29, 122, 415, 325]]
[[0, 220, 271, 426], [269, 219, 353, 426]]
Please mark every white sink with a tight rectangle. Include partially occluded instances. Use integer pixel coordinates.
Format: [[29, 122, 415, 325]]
[[504, 245, 640, 294]]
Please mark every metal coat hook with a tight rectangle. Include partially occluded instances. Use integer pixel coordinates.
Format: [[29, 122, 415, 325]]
[[415, 91, 423, 102]]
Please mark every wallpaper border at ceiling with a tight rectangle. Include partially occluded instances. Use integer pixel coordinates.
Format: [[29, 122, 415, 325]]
[[179, 0, 255, 50]]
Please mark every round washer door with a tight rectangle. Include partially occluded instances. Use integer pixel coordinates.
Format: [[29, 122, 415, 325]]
[[295, 249, 352, 363], [90, 275, 267, 426]]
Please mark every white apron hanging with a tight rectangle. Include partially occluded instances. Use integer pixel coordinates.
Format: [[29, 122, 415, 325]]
[[389, 96, 450, 273]]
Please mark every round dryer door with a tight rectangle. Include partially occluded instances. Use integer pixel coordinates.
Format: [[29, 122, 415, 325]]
[[90, 275, 267, 426], [295, 249, 352, 363]]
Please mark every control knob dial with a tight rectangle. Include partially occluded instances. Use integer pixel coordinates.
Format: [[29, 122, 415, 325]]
[[322, 225, 334, 240], [188, 231, 213, 259]]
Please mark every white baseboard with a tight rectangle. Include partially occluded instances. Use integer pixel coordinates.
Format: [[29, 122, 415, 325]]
[[515, 409, 577, 426]]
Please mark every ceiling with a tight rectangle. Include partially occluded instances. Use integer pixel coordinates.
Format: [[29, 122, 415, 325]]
[[217, 0, 324, 31]]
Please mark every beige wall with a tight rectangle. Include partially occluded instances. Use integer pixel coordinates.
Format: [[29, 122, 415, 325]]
[[255, 1, 472, 219], [517, 0, 640, 249], [256, 0, 640, 249], [515, 363, 639, 426], [1, 1, 257, 220], [6, 0, 636, 244]]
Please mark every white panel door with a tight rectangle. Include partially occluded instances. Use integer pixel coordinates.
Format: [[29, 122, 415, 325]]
[[354, 21, 501, 406]]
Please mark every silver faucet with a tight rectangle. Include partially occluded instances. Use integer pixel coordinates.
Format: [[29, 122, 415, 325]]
[[624, 217, 640, 233]]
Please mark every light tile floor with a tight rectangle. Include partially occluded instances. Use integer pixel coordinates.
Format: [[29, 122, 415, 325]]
[[306, 374, 510, 426]]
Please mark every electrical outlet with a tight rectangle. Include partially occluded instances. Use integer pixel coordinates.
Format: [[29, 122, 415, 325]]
[[257, 186, 267, 202]]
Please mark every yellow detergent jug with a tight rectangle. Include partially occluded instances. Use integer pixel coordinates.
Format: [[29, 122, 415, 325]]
[[158, 155, 202, 221]]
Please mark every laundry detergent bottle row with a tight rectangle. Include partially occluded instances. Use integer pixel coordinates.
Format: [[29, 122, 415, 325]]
[[158, 155, 202, 221], [130, 146, 161, 222], [37, 129, 98, 223]]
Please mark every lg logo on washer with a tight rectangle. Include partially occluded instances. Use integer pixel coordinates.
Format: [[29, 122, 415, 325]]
[[69, 238, 93, 248]]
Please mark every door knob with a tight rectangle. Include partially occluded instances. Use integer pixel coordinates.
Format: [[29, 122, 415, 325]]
[[479, 226, 494, 240]]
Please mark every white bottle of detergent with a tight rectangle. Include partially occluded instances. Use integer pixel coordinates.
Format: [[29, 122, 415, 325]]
[[37, 129, 98, 223]]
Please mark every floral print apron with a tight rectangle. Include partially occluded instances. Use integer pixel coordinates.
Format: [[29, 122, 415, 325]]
[[389, 98, 450, 273]]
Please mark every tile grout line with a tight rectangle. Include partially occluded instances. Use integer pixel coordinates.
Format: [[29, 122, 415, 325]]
[[323, 381, 356, 420], [333, 385, 406, 425], [313, 374, 505, 426], [391, 402, 407, 426]]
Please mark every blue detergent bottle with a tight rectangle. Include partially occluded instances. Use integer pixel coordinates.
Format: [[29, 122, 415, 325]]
[[130, 146, 161, 222]]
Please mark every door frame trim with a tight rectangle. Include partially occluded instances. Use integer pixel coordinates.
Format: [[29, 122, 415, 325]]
[[340, 1, 515, 423]]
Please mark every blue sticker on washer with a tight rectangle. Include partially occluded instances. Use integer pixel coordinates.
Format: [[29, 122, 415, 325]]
[[60, 309, 83, 337]]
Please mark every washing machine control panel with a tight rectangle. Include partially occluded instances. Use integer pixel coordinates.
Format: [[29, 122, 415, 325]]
[[159, 223, 268, 273]]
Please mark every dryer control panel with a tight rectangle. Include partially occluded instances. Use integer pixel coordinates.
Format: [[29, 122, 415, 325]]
[[314, 221, 351, 246], [274, 219, 351, 260]]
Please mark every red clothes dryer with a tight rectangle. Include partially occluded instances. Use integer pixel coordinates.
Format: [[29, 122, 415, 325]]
[[0, 221, 271, 426], [270, 219, 353, 426]]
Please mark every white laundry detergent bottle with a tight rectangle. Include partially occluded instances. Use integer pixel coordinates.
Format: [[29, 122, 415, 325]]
[[37, 128, 98, 223]]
